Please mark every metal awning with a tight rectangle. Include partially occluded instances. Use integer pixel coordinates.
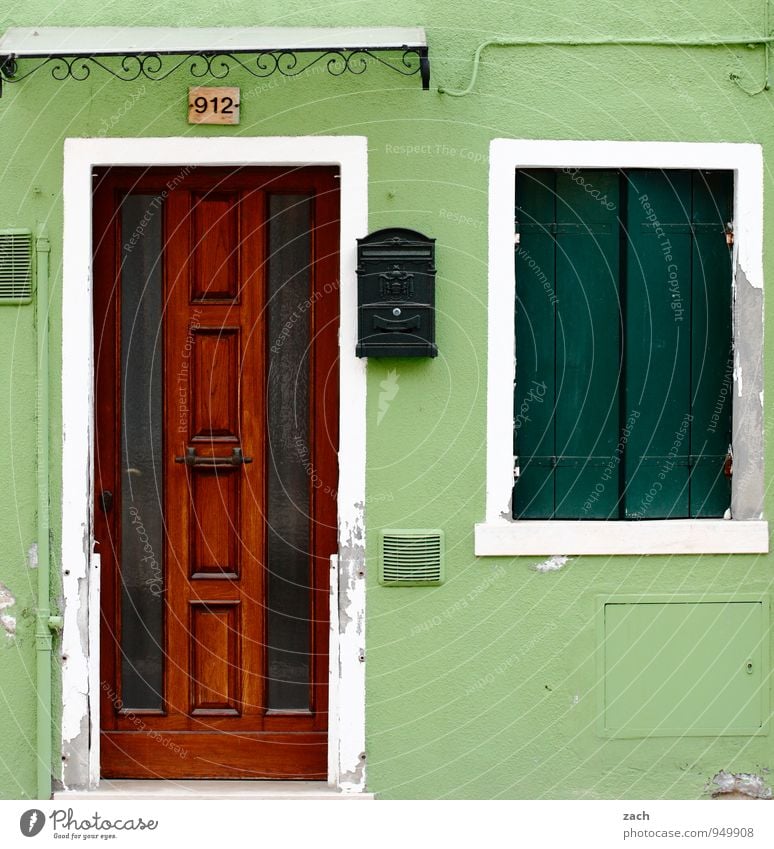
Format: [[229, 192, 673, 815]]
[[0, 26, 430, 95]]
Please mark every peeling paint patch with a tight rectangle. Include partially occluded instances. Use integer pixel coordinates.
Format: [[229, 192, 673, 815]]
[[335, 502, 366, 792], [532, 555, 569, 573], [0, 582, 15, 611], [340, 754, 366, 792], [730, 265, 764, 520], [734, 359, 743, 398], [710, 770, 773, 799], [28, 542, 38, 569], [0, 583, 16, 638]]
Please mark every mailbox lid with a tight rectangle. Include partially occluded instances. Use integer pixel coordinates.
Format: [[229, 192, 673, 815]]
[[357, 227, 436, 260], [356, 303, 437, 357]]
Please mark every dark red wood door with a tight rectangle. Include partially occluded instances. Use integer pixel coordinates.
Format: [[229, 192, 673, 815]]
[[93, 167, 339, 778]]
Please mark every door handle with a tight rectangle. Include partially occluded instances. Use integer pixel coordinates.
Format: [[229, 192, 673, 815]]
[[174, 447, 253, 468]]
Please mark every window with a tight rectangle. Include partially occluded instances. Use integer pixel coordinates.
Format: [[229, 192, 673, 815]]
[[513, 168, 732, 520], [477, 140, 767, 556]]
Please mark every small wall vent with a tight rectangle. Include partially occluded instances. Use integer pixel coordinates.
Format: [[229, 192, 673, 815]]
[[0, 229, 33, 304], [379, 529, 444, 586]]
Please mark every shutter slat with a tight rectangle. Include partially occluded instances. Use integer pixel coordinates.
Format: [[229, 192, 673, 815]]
[[688, 171, 733, 517], [554, 168, 621, 518], [624, 170, 693, 518], [514, 170, 557, 518]]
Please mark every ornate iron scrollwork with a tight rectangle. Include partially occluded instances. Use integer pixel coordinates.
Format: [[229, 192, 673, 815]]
[[0, 46, 430, 96]]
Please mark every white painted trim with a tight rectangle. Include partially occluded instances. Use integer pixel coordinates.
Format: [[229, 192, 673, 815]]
[[327, 554, 340, 786], [1, 25, 426, 55], [54, 779, 375, 800], [61, 136, 368, 791], [87, 551, 101, 787], [484, 139, 766, 553], [476, 519, 769, 556]]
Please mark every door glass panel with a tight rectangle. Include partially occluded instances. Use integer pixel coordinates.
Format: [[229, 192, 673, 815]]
[[266, 193, 313, 710], [119, 194, 164, 710]]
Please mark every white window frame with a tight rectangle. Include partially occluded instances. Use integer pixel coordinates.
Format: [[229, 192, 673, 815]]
[[476, 139, 768, 556]]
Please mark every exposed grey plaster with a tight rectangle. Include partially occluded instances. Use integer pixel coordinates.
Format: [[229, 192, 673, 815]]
[[338, 504, 365, 637], [731, 266, 764, 520], [339, 754, 366, 789], [62, 560, 92, 789], [338, 576, 354, 631], [336, 501, 366, 792], [28, 543, 38, 569], [62, 713, 90, 790], [710, 770, 772, 799]]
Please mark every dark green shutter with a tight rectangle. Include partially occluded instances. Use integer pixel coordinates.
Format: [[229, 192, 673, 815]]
[[623, 170, 732, 518], [688, 171, 733, 517], [514, 169, 621, 519], [514, 168, 732, 520], [554, 169, 621, 518], [623, 170, 693, 518], [514, 170, 557, 518]]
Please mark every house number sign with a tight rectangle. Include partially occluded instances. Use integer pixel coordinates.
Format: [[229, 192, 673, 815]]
[[187, 86, 240, 125]]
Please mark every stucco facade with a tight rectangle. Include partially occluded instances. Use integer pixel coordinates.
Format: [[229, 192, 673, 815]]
[[0, 0, 773, 800]]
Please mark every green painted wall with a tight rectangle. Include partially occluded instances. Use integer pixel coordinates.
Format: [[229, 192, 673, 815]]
[[1, 0, 773, 799]]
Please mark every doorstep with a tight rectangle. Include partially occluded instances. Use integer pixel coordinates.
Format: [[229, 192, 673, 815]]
[[54, 780, 374, 800]]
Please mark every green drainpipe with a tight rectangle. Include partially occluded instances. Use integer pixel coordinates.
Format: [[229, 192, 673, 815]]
[[35, 226, 61, 800]]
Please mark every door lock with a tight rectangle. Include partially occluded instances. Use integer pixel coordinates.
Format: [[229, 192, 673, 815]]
[[99, 490, 113, 513]]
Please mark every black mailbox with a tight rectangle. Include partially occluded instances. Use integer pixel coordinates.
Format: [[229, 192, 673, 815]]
[[356, 228, 437, 357]]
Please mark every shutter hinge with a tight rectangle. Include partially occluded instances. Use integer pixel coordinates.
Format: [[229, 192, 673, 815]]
[[513, 458, 520, 481], [514, 232, 520, 245], [725, 222, 734, 247]]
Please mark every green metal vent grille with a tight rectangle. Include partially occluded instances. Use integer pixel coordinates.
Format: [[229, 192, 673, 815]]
[[0, 230, 33, 304], [379, 529, 444, 586]]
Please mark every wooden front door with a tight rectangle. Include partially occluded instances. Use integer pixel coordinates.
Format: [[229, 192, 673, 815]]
[[93, 167, 339, 778]]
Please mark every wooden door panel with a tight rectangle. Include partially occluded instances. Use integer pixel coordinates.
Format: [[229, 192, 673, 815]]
[[191, 191, 240, 301], [95, 167, 339, 777], [189, 327, 241, 441], [190, 471, 241, 578], [101, 732, 327, 779], [190, 601, 241, 715]]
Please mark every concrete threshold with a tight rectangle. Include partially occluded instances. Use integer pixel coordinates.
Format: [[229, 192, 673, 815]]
[[54, 779, 374, 800]]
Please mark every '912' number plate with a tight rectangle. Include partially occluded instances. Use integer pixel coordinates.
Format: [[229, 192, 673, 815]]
[[188, 87, 240, 125]]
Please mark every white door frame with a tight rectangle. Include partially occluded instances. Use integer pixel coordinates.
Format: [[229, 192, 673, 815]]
[[59, 136, 368, 792]]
